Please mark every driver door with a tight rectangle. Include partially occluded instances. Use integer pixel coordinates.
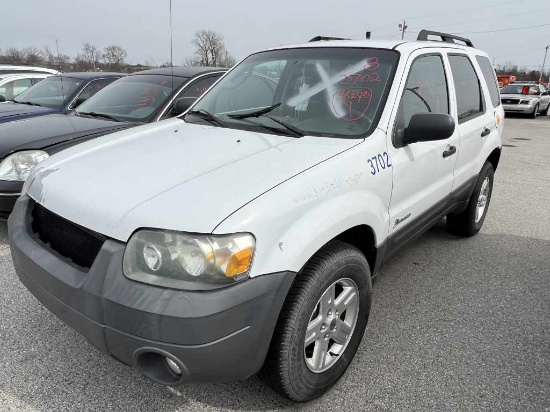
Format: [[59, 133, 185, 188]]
[[386, 52, 459, 249]]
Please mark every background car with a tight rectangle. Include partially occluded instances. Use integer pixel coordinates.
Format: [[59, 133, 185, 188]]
[[0, 66, 226, 218], [500, 82, 550, 118], [0, 73, 51, 101], [0, 65, 59, 75], [0, 72, 124, 124]]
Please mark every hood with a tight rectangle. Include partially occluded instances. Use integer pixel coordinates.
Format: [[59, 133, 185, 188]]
[[28, 119, 360, 241], [0, 102, 57, 123], [0, 114, 135, 158]]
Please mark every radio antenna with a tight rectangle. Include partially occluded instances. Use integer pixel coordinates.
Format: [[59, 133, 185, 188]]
[[56, 39, 66, 109], [169, 0, 174, 97]]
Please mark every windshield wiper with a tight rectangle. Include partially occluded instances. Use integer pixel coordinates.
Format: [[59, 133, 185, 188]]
[[235, 116, 304, 138], [14, 100, 42, 107], [186, 109, 226, 128], [227, 103, 281, 120], [262, 115, 305, 137], [77, 111, 120, 122]]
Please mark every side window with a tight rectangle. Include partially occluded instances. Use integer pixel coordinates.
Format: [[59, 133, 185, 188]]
[[0, 78, 33, 100], [179, 75, 219, 99], [475, 56, 500, 108], [75, 78, 117, 103], [393, 54, 449, 146], [449, 55, 485, 123]]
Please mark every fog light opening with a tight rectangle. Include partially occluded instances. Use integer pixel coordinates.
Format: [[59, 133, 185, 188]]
[[165, 356, 182, 375]]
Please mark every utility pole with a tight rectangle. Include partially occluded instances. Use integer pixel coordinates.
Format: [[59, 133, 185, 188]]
[[399, 20, 408, 40], [539, 45, 549, 83]]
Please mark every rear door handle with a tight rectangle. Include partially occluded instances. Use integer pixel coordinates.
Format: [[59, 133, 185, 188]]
[[443, 145, 457, 158], [481, 127, 491, 137]]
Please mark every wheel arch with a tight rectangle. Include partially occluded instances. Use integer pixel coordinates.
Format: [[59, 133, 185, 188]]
[[487, 147, 502, 171]]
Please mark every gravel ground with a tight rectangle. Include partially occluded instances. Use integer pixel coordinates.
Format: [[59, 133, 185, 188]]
[[0, 115, 549, 411]]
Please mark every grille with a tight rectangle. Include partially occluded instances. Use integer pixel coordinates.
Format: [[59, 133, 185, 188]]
[[31, 202, 106, 270], [501, 98, 520, 105]]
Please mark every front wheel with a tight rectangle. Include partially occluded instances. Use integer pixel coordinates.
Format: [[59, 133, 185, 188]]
[[530, 104, 539, 119], [260, 241, 372, 402], [447, 162, 494, 237], [540, 103, 549, 116]]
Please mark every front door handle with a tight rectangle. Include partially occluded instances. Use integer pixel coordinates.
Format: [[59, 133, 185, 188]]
[[481, 127, 491, 137], [443, 145, 457, 158]]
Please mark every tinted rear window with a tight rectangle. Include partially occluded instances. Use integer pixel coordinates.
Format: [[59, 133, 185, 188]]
[[476, 56, 500, 108], [448, 55, 485, 123]]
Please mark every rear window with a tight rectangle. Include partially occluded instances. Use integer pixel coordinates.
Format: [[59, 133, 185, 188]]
[[448, 55, 485, 123], [476, 56, 500, 108]]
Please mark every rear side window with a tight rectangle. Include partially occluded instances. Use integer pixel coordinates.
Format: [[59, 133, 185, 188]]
[[448, 55, 485, 123], [476, 56, 500, 108]]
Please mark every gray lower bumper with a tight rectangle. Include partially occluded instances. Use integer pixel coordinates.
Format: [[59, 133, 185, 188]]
[[8, 196, 296, 384], [502, 104, 535, 113]]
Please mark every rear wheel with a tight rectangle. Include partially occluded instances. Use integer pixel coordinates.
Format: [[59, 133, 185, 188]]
[[261, 241, 372, 402], [447, 162, 494, 237]]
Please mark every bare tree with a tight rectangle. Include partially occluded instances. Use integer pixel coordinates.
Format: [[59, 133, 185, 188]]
[[24, 47, 42, 65], [4, 47, 27, 64], [76, 43, 101, 71], [186, 30, 235, 67], [102, 45, 127, 70]]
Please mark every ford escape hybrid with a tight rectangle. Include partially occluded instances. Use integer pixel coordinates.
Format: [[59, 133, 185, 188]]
[[9, 30, 503, 402]]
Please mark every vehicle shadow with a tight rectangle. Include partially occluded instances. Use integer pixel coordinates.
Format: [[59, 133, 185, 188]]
[[1, 221, 549, 411]]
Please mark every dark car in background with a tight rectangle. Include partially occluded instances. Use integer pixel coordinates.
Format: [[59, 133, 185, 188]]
[[0, 72, 124, 124], [0, 66, 226, 218]]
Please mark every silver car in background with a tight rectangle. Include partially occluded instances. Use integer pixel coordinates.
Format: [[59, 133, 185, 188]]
[[500, 82, 550, 118]]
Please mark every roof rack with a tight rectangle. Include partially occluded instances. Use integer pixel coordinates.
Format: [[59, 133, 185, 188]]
[[417, 30, 474, 47], [309, 36, 350, 42]]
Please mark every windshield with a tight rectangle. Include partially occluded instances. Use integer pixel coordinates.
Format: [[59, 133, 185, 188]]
[[189, 47, 399, 138], [13, 76, 82, 108], [76, 75, 186, 122], [501, 84, 541, 95]]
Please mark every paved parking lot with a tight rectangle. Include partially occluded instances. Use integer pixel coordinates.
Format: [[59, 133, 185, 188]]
[[1, 115, 549, 411]]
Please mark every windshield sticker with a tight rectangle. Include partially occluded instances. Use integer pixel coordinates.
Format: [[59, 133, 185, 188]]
[[135, 87, 160, 106]]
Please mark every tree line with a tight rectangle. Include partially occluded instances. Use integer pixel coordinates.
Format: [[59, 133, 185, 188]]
[[0, 30, 235, 73], [495, 62, 549, 83]]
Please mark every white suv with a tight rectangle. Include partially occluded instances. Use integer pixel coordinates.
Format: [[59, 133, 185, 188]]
[[9, 30, 503, 402]]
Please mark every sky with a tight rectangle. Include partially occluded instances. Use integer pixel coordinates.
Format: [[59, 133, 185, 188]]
[[1, 0, 549, 70]]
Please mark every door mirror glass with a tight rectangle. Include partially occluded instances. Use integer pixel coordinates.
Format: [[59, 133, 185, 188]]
[[404, 113, 455, 145], [173, 97, 195, 115]]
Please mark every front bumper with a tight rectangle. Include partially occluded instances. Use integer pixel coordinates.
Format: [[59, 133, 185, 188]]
[[0, 180, 23, 219], [8, 196, 296, 384], [502, 103, 536, 113]]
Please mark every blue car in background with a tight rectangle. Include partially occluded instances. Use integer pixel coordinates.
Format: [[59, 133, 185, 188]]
[[0, 72, 124, 124]]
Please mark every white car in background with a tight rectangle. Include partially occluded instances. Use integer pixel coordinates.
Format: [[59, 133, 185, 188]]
[[0, 65, 59, 75], [0, 73, 51, 102]]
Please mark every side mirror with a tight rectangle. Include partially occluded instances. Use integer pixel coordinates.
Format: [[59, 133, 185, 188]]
[[0, 95, 5, 103], [71, 97, 87, 109], [404, 113, 455, 145], [172, 97, 196, 116]]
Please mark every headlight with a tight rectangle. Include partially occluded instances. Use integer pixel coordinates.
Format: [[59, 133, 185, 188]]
[[520, 99, 535, 105], [123, 230, 255, 290], [0, 150, 49, 181]]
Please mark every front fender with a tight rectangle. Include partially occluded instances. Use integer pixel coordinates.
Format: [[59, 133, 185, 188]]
[[214, 138, 392, 278]]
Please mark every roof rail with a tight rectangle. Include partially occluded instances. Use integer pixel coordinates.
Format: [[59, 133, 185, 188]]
[[417, 30, 474, 47], [309, 36, 350, 42]]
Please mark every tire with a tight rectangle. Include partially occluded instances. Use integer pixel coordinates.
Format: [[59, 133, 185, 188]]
[[540, 103, 549, 116], [530, 104, 539, 119], [260, 240, 372, 402], [447, 162, 494, 237]]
